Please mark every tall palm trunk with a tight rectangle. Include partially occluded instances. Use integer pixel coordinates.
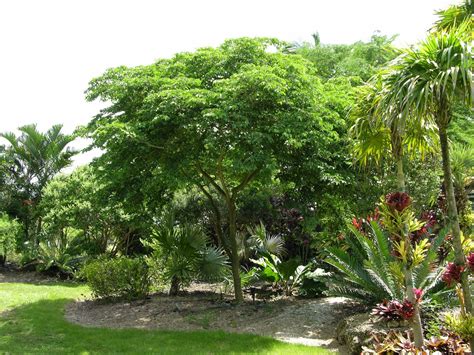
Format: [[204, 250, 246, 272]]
[[438, 124, 473, 314]]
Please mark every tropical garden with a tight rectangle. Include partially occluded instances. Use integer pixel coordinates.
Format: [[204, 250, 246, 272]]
[[0, 1, 473, 353]]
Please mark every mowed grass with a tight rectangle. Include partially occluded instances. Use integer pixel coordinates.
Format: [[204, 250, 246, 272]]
[[0, 282, 329, 354]]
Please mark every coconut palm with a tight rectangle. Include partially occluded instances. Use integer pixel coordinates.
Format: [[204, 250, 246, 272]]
[[383, 23, 473, 321]]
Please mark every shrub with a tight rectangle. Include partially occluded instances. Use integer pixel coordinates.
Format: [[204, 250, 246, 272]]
[[250, 253, 313, 296], [82, 257, 151, 300], [0, 214, 20, 265]]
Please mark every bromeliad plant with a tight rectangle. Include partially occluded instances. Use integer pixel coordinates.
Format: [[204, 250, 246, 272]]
[[440, 237, 474, 346], [378, 192, 427, 346]]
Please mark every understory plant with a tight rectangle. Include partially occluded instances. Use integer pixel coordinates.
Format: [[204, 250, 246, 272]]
[[325, 204, 446, 304], [250, 253, 313, 296], [143, 212, 229, 296], [82, 257, 151, 300]]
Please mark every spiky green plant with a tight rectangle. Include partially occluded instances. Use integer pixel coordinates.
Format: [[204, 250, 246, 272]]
[[325, 221, 447, 305]]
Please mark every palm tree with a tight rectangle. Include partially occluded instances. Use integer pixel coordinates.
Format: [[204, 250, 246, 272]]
[[433, 0, 473, 34], [0, 124, 76, 243], [383, 23, 473, 320], [350, 76, 438, 347]]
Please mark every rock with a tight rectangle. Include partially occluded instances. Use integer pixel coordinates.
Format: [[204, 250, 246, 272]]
[[336, 313, 409, 354]]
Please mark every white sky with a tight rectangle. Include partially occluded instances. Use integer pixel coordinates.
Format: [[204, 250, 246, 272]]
[[0, 0, 456, 167]]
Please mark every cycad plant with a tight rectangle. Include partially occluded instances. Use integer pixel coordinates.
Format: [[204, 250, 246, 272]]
[[144, 212, 229, 295], [325, 211, 447, 305]]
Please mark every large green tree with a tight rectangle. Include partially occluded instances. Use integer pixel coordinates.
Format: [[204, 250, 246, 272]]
[[85, 38, 347, 301]]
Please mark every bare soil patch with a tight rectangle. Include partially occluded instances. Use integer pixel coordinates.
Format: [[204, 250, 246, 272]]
[[66, 285, 362, 353], [0, 267, 57, 284]]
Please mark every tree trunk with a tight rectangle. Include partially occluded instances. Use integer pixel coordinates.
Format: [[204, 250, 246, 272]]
[[439, 125, 473, 314], [395, 150, 424, 347], [405, 267, 424, 348], [395, 157, 406, 192], [169, 276, 180, 296], [227, 198, 244, 302]]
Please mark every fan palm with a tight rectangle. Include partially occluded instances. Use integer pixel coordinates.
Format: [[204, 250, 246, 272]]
[[382, 23, 473, 317], [144, 212, 229, 295]]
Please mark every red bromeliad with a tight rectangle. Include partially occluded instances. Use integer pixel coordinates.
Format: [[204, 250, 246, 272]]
[[413, 288, 423, 302], [467, 253, 474, 272], [442, 262, 464, 286], [385, 192, 411, 212]]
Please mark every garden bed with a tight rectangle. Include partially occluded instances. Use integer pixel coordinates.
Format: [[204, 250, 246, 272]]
[[66, 284, 362, 352]]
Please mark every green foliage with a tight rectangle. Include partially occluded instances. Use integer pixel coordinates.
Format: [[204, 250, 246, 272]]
[[444, 312, 474, 341], [0, 213, 20, 264], [39, 166, 143, 256], [0, 124, 77, 245], [294, 32, 397, 82], [82, 257, 151, 300], [250, 253, 313, 296], [143, 212, 228, 294], [298, 268, 329, 298], [325, 221, 447, 304]]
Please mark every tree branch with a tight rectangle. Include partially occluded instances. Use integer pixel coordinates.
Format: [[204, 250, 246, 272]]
[[231, 167, 262, 197]]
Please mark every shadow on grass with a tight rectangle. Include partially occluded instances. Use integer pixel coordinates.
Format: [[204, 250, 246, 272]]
[[0, 297, 327, 354]]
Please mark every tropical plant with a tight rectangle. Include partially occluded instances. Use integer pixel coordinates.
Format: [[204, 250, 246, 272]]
[[0, 124, 76, 245], [34, 229, 85, 277], [237, 222, 285, 260], [325, 219, 447, 305], [143, 212, 228, 296], [383, 22, 474, 317], [0, 213, 20, 265], [250, 253, 313, 296]]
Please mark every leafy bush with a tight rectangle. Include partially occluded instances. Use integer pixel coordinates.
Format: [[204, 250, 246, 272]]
[[325, 219, 447, 304], [143, 213, 228, 295], [250, 253, 312, 296], [82, 257, 151, 300], [298, 268, 329, 298], [0, 214, 20, 265]]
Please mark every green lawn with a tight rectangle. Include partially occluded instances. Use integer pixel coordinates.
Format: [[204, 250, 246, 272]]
[[0, 282, 329, 354]]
